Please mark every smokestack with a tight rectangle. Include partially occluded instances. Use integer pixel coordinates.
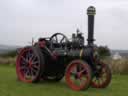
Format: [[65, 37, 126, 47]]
[[87, 6, 96, 46]]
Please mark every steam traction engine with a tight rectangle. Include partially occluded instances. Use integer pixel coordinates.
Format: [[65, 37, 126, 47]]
[[16, 6, 111, 91]]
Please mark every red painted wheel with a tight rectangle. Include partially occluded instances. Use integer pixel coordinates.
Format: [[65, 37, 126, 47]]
[[65, 60, 92, 91], [16, 47, 42, 83], [91, 62, 112, 88]]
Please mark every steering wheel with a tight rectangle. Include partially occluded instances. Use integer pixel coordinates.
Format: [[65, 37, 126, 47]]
[[50, 33, 69, 49]]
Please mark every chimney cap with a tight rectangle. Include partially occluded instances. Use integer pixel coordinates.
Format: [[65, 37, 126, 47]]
[[87, 6, 96, 15]]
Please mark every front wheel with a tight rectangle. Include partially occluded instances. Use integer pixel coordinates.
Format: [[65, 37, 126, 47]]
[[91, 62, 112, 88], [65, 60, 92, 91]]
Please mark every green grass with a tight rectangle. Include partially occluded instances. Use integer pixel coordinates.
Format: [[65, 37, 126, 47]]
[[0, 65, 128, 96]]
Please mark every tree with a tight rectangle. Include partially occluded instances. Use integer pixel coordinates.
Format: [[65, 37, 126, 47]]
[[97, 46, 111, 58]]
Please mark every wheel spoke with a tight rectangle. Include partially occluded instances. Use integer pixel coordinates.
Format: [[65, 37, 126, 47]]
[[79, 69, 86, 74], [30, 53, 36, 61], [93, 77, 97, 82], [97, 79, 100, 85], [20, 65, 27, 70], [31, 67, 38, 73], [60, 36, 65, 43], [24, 68, 30, 77], [30, 68, 35, 79], [26, 51, 31, 61], [50, 33, 68, 49], [99, 78, 104, 84], [55, 35, 58, 43], [32, 60, 39, 65], [21, 56, 28, 63], [76, 64, 81, 72], [21, 60, 26, 65], [70, 72, 77, 76], [32, 64, 39, 69], [102, 68, 106, 74]]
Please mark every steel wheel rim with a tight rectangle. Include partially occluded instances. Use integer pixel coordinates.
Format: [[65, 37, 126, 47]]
[[16, 48, 40, 83]]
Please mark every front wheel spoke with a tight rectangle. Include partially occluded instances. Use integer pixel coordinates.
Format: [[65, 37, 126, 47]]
[[75, 79, 81, 85], [79, 69, 86, 75], [102, 76, 106, 81], [97, 79, 100, 84], [102, 68, 106, 73], [102, 73, 107, 77], [79, 77, 86, 83], [76, 64, 82, 72], [80, 80, 85, 86], [100, 78, 104, 84], [70, 72, 77, 76], [92, 77, 96, 81], [98, 79, 101, 84]]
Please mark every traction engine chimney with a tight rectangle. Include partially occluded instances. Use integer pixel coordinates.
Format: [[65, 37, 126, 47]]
[[87, 6, 96, 46]]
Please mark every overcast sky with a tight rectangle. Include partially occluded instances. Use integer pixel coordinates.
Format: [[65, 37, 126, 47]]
[[0, 0, 128, 49]]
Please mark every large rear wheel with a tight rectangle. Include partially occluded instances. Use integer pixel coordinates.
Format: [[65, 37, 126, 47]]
[[16, 47, 42, 83], [65, 60, 92, 91]]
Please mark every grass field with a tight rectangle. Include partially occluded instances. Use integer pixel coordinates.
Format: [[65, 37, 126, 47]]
[[0, 65, 128, 96]]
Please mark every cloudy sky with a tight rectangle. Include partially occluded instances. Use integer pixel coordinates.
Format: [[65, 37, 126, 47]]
[[0, 0, 128, 49]]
